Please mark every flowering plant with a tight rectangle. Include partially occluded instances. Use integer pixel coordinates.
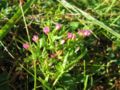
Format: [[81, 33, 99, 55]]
[[22, 23, 92, 89]]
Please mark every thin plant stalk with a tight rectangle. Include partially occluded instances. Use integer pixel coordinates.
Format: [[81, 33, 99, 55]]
[[19, 2, 37, 90], [83, 60, 88, 90], [20, 64, 51, 90]]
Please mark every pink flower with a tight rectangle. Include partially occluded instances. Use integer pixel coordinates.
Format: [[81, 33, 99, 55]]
[[23, 43, 29, 50], [67, 32, 73, 39], [67, 32, 76, 39], [55, 23, 62, 30], [78, 30, 92, 37], [32, 35, 39, 42], [43, 26, 50, 35]]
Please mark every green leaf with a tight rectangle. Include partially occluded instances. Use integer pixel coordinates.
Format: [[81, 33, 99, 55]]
[[69, 22, 79, 30]]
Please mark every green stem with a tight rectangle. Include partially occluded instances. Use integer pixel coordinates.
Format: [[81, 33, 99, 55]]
[[19, 3, 31, 43], [84, 75, 89, 90], [84, 60, 86, 77], [19, 1, 37, 89], [20, 64, 51, 90], [53, 70, 64, 86], [33, 59, 37, 90]]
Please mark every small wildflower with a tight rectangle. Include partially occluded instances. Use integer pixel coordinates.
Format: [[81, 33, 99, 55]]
[[23, 43, 29, 50], [55, 23, 62, 30], [67, 32, 76, 39], [43, 26, 50, 35], [60, 39, 65, 44], [78, 30, 92, 37], [32, 35, 39, 42], [67, 32, 73, 39]]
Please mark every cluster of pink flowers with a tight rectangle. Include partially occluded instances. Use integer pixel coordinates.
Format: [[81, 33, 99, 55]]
[[23, 35, 39, 50], [23, 23, 92, 50], [43, 23, 62, 35], [67, 30, 92, 40], [78, 30, 92, 37]]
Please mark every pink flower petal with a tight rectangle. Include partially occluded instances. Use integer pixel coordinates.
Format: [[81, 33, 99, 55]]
[[67, 32, 73, 39], [23, 43, 29, 50], [55, 23, 62, 30], [43, 26, 50, 35], [67, 32, 76, 39], [78, 30, 92, 37], [32, 35, 39, 42]]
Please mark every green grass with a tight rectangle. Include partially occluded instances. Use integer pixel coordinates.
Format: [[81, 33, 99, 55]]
[[0, 0, 120, 90]]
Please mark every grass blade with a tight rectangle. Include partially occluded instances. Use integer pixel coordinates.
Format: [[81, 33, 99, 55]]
[[58, 0, 120, 39], [0, 0, 36, 40]]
